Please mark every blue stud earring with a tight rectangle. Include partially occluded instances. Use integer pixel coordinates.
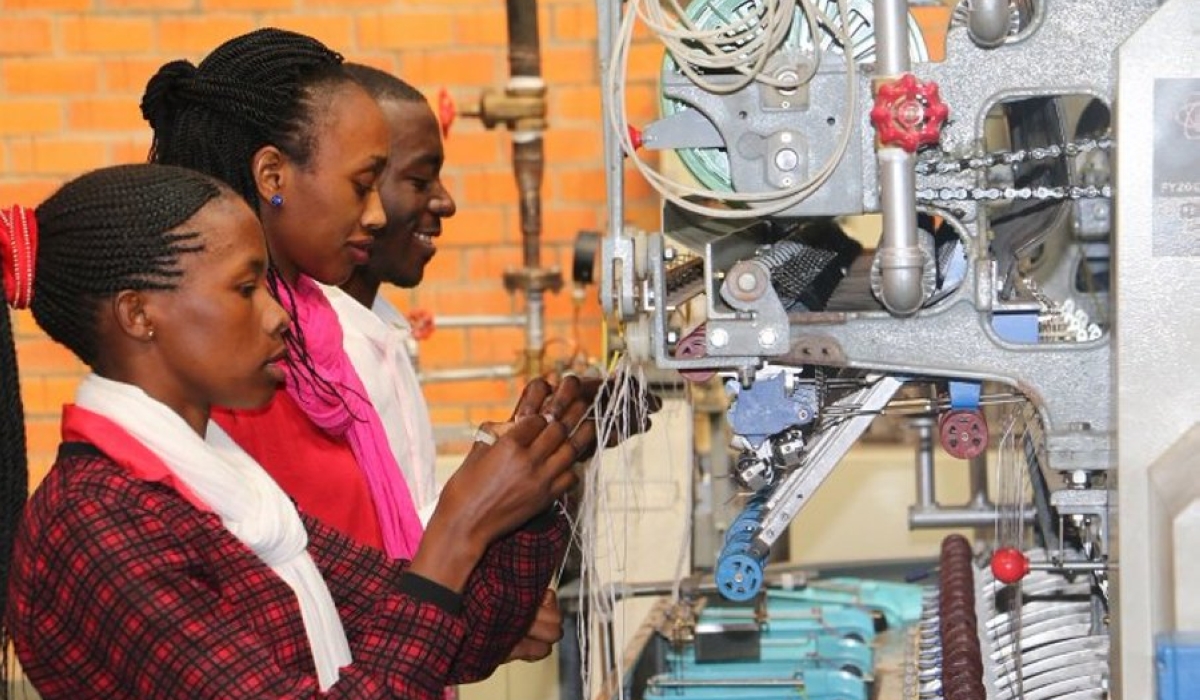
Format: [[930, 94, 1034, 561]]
[[270, 194, 284, 207]]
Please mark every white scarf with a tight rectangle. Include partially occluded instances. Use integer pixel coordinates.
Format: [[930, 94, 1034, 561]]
[[75, 375, 352, 690]]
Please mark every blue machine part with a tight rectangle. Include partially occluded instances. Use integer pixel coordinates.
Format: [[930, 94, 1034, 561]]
[[992, 310, 1040, 344], [726, 373, 818, 449], [701, 602, 879, 644], [769, 578, 926, 629], [1156, 632, 1200, 700], [947, 380, 982, 410], [644, 667, 866, 700], [716, 497, 769, 602]]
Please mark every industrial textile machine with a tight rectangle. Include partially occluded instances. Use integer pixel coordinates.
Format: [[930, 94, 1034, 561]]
[[590, 0, 1200, 698]]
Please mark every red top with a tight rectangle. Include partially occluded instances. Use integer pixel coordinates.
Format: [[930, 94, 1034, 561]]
[[213, 390, 386, 553]]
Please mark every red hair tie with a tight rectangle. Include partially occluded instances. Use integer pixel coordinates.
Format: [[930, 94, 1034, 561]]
[[0, 204, 38, 309]]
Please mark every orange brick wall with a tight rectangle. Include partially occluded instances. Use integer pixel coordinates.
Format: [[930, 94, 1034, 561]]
[[1, 0, 666, 481]]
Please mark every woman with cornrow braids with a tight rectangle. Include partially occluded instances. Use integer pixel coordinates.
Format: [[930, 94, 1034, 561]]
[[2, 163, 595, 699]]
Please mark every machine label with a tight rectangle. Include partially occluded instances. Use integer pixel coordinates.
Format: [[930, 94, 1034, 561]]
[[1153, 79, 1200, 256]]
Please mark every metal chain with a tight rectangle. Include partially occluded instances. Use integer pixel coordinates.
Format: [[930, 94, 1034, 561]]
[[917, 184, 1112, 203], [914, 137, 1113, 176]]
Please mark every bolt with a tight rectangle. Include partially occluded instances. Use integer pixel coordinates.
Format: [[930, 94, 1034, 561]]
[[737, 271, 759, 292], [758, 327, 778, 348], [664, 246, 677, 261], [781, 176, 794, 187], [775, 148, 799, 171], [666, 330, 678, 344], [780, 132, 793, 144], [710, 328, 729, 348]]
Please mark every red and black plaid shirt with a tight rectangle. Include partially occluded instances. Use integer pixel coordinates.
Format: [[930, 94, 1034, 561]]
[[9, 443, 568, 699]]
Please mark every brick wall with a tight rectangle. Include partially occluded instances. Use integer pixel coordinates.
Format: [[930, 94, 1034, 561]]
[[1, 0, 666, 482]]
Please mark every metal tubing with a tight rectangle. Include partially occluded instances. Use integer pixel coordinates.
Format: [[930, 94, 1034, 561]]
[[909, 507, 1034, 529], [873, 0, 911, 77], [877, 147, 924, 315], [913, 417, 937, 508], [968, 453, 994, 509], [419, 365, 518, 383], [433, 314, 527, 329]]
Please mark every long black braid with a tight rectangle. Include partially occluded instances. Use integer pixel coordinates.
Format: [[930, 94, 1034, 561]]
[[1, 163, 222, 699], [141, 27, 357, 411]]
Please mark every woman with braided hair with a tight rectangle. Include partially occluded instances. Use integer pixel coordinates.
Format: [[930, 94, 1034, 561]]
[[1, 163, 594, 699]]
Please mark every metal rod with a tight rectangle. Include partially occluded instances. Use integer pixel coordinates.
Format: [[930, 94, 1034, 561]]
[[909, 506, 1035, 529], [419, 365, 518, 383], [913, 417, 937, 508], [433, 314, 527, 329]]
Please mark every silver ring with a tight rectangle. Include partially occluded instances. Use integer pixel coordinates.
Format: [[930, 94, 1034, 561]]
[[473, 427, 497, 446]]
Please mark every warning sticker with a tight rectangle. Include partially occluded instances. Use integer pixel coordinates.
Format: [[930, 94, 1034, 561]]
[[1154, 79, 1200, 256]]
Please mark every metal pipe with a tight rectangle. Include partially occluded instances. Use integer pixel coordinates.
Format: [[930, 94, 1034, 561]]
[[432, 314, 527, 329], [909, 507, 1034, 529], [419, 365, 518, 383], [968, 453, 993, 510], [877, 147, 925, 315], [873, 0, 911, 77], [967, 0, 1013, 47], [913, 417, 937, 508]]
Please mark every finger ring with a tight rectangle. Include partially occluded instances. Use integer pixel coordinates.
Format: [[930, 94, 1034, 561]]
[[473, 427, 497, 446]]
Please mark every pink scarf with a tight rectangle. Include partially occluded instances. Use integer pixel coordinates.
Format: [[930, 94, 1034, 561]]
[[280, 275, 423, 560]]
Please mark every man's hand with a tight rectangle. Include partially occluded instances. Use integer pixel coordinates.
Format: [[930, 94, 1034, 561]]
[[506, 589, 564, 663]]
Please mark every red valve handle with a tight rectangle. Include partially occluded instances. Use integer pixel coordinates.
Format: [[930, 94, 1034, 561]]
[[407, 308, 435, 341], [870, 73, 949, 153], [437, 88, 456, 140]]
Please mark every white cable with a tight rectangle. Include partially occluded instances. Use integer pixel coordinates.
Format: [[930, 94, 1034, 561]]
[[605, 0, 861, 219]]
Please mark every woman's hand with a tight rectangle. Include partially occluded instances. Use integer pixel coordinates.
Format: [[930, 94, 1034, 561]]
[[505, 589, 564, 663], [410, 378, 596, 592]]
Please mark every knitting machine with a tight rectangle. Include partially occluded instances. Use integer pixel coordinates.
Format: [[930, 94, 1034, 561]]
[[592, 0, 1200, 698]]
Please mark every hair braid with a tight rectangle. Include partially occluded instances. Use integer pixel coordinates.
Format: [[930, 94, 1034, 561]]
[[141, 27, 346, 213], [30, 164, 221, 366], [0, 304, 26, 700]]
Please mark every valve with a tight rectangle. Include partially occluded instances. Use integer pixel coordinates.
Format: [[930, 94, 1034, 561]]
[[406, 308, 436, 341], [870, 73, 949, 153], [437, 88, 456, 140], [938, 408, 988, 459], [990, 547, 1030, 585]]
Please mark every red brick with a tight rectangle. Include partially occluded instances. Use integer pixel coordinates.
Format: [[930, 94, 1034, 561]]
[[0, 17, 54, 56], [550, 167, 606, 204], [440, 206, 507, 247], [454, 8, 508, 47], [304, 0, 394, 6], [10, 137, 110, 175], [157, 16, 257, 54], [551, 86, 601, 122], [551, 4, 597, 42], [202, 0, 290, 9], [416, 325, 466, 366], [0, 180, 63, 207], [112, 136, 154, 164], [262, 13, 355, 50], [103, 0, 194, 8], [541, 205, 600, 241], [358, 13, 454, 50], [465, 244, 524, 283], [101, 57, 166, 93], [626, 41, 666, 80], [443, 129, 506, 167], [15, 338, 86, 374], [544, 127, 603, 164], [401, 51, 502, 89], [3, 59, 101, 95], [62, 16, 155, 54], [462, 169, 519, 206], [540, 45, 597, 84], [1, 0, 90, 8], [22, 420, 61, 458], [68, 98, 146, 131], [0, 101, 66, 137]]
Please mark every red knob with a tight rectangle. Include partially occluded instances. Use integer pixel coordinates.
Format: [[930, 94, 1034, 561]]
[[407, 309, 435, 341], [437, 88, 456, 140], [870, 73, 949, 152], [938, 408, 988, 459], [627, 125, 644, 151], [991, 547, 1029, 585]]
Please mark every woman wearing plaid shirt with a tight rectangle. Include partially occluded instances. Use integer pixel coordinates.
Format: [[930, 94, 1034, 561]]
[[1, 164, 593, 698]]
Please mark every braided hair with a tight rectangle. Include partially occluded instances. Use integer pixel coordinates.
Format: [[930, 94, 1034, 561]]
[[1, 163, 222, 699], [343, 63, 426, 104], [141, 27, 346, 213]]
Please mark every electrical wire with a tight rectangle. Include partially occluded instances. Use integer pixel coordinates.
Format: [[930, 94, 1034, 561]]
[[605, 0, 861, 219]]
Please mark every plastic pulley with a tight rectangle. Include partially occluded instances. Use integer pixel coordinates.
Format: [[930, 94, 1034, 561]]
[[938, 408, 988, 459]]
